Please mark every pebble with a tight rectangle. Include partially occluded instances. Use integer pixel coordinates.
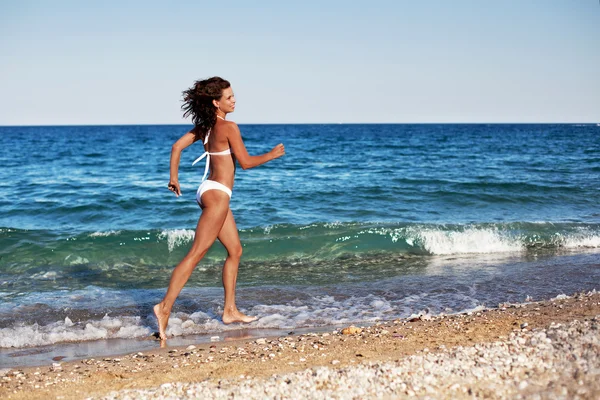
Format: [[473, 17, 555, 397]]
[[101, 315, 600, 400], [341, 326, 362, 335]]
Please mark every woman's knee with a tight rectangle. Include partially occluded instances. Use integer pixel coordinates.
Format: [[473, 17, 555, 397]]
[[228, 244, 243, 260]]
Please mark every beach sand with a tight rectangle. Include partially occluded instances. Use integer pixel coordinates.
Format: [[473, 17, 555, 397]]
[[1, 291, 599, 399]]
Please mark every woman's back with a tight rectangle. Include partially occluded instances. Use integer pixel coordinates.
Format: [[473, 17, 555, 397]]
[[204, 120, 236, 189]]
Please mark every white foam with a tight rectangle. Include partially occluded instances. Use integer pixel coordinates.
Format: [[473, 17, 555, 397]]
[[355, 225, 524, 254], [30, 271, 59, 280], [64, 255, 90, 265], [1, 288, 583, 348], [298, 223, 320, 230], [89, 230, 121, 237], [357, 227, 404, 243], [158, 229, 195, 252], [323, 221, 345, 229], [562, 234, 600, 249], [0, 294, 409, 347], [250, 295, 396, 329], [409, 226, 523, 255], [0, 315, 151, 348], [355, 224, 600, 255], [162, 311, 239, 338]]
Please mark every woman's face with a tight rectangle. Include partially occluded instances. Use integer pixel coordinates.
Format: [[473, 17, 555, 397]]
[[216, 87, 236, 114]]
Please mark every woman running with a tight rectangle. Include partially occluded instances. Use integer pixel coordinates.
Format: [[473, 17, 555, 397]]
[[153, 77, 285, 341]]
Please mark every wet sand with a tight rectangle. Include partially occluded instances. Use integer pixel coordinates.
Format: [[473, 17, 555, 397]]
[[1, 291, 599, 399]]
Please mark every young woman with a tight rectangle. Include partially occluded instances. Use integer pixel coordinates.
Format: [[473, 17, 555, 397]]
[[153, 77, 285, 341]]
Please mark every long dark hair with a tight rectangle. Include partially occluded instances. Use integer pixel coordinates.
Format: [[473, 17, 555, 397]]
[[181, 77, 231, 141]]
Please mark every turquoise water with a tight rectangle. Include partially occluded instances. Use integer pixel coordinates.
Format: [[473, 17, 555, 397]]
[[0, 124, 599, 350]]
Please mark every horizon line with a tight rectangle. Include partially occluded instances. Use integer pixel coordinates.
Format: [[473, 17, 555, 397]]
[[1, 122, 599, 128]]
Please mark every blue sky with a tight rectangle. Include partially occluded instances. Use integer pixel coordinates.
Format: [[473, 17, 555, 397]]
[[1, 0, 599, 124]]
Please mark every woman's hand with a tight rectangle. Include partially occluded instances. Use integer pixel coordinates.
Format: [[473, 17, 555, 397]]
[[168, 180, 181, 197], [270, 143, 285, 160]]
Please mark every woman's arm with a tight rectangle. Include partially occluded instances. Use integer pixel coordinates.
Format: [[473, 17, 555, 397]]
[[168, 131, 198, 196], [226, 123, 285, 169]]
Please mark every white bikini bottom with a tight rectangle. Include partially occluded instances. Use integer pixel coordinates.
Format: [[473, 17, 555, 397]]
[[196, 180, 232, 207]]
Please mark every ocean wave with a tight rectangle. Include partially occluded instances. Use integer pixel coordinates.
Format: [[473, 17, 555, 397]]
[[1, 222, 599, 270], [157, 229, 196, 252], [88, 230, 122, 237], [405, 226, 524, 255], [563, 232, 600, 248], [0, 315, 151, 348], [8, 289, 594, 348], [0, 293, 470, 348]]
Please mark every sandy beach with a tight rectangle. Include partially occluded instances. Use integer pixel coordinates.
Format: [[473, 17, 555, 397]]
[[1, 291, 599, 399]]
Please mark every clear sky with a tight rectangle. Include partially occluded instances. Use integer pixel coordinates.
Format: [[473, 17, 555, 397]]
[[1, 0, 599, 125]]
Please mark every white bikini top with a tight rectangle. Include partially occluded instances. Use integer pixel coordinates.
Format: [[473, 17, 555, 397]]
[[192, 128, 232, 181]]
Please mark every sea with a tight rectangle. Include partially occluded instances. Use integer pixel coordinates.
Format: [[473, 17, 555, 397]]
[[1, 123, 599, 366]]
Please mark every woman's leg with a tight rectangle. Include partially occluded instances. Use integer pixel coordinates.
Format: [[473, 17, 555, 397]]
[[153, 190, 230, 340], [218, 208, 258, 324]]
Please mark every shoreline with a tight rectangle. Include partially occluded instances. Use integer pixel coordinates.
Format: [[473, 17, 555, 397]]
[[1, 291, 599, 399], [1, 320, 404, 370], [0, 299, 503, 369]]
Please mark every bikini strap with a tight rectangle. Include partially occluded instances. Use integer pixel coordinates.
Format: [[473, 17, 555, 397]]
[[191, 129, 211, 181]]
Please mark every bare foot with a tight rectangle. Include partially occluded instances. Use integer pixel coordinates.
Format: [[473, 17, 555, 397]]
[[222, 309, 258, 324], [153, 303, 169, 340]]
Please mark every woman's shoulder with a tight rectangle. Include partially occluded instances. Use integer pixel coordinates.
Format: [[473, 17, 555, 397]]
[[221, 119, 237, 126], [219, 120, 240, 134]]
